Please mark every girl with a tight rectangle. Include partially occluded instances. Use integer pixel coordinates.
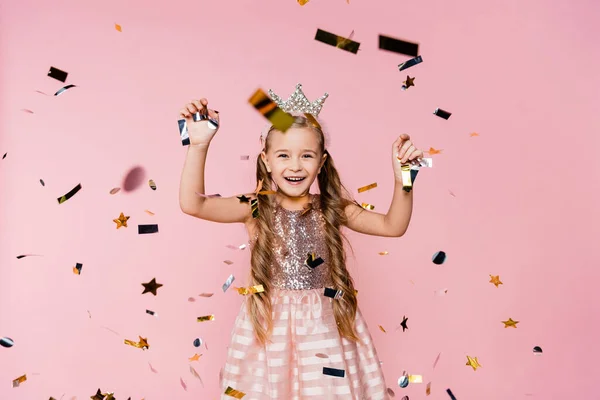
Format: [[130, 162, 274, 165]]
[[178, 85, 423, 399]]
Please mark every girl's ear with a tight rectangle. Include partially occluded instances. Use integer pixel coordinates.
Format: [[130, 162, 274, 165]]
[[260, 151, 271, 173], [318, 152, 328, 173]]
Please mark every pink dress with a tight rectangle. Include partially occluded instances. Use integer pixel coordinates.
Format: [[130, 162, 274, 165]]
[[221, 194, 389, 399]]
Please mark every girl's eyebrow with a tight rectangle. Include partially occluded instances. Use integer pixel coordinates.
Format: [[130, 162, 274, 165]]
[[275, 149, 317, 154]]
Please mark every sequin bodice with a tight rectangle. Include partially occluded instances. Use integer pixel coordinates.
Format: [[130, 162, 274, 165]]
[[250, 194, 333, 290]]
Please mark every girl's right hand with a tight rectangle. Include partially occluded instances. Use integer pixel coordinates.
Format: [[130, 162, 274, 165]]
[[179, 98, 220, 146]]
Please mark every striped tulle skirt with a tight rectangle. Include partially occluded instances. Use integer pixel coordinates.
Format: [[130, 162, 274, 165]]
[[220, 288, 389, 399]]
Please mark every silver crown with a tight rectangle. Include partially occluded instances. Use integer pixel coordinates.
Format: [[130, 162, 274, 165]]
[[268, 83, 329, 117]]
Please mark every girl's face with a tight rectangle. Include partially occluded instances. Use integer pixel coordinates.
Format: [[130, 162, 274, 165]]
[[261, 127, 327, 200]]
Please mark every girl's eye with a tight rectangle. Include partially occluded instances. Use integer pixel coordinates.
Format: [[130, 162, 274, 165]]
[[303, 154, 313, 158], [277, 154, 313, 158], [278, 154, 288, 158]]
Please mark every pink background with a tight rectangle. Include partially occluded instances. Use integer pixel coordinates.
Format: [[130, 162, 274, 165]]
[[2, 0, 599, 398]]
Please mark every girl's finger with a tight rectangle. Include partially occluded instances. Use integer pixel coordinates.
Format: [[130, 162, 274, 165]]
[[401, 145, 415, 162], [192, 100, 204, 112], [179, 108, 190, 118], [186, 103, 198, 114]]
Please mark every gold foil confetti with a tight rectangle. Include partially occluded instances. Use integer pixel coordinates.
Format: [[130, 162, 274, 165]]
[[237, 284, 265, 295], [470, 132, 479, 137], [298, 0, 309, 5], [197, 315, 215, 322], [115, 23, 122, 32], [12, 374, 26, 387], [148, 179, 157, 190], [250, 198, 259, 219], [113, 212, 130, 228], [502, 318, 519, 328], [189, 353, 202, 361], [427, 147, 442, 155], [357, 182, 377, 193], [489, 275, 503, 287], [224, 386, 246, 398], [248, 88, 294, 132], [361, 202, 375, 210], [110, 187, 120, 194], [379, 325, 386, 333], [466, 355, 481, 371], [401, 75, 415, 90], [408, 374, 423, 383], [124, 336, 149, 350], [145, 210, 155, 216], [426, 382, 431, 395], [73, 262, 82, 275], [379, 251, 389, 255], [57, 183, 82, 204], [314, 28, 360, 54]]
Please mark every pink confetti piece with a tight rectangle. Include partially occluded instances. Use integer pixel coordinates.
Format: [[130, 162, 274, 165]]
[[198, 293, 214, 298], [180, 377, 187, 391], [433, 352, 441, 369], [449, 190, 456, 197], [188, 297, 196, 302], [190, 366, 205, 387], [240, 155, 250, 160], [21, 109, 34, 114], [148, 362, 158, 373], [223, 260, 234, 265], [434, 288, 448, 296], [315, 353, 329, 359]]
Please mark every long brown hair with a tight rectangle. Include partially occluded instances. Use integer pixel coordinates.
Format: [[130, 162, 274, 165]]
[[247, 115, 364, 345]]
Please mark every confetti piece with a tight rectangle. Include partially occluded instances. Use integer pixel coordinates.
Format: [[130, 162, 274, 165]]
[[315, 353, 329, 359], [250, 198, 259, 219], [124, 336, 149, 350], [502, 318, 519, 328], [12, 374, 26, 387], [73, 262, 82, 275], [138, 224, 158, 234], [0, 337, 14, 347], [57, 183, 82, 204], [427, 147, 442, 155], [198, 293, 214, 297], [324, 287, 343, 299], [47, 66, 68, 83], [379, 325, 386, 333], [449, 190, 456, 197], [224, 260, 234, 265], [180, 377, 188, 391], [21, 109, 34, 113], [323, 367, 345, 377], [226, 243, 247, 250], [447, 388, 457, 400], [148, 179, 157, 190], [197, 315, 215, 322], [408, 375, 423, 383], [222, 274, 235, 292], [193, 338, 202, 347], [401, 76, 415, 91], [148, 362, 158, 373], [489, 275, 503, 287], [54, 84, 76, 96], [361, 202, 375, 210], [145, 210, 154, 216], [398, 372, 409, 388], [379, 251, 388, 255], [400, 315, 408, 332], [432, 251, 446, 265], [379, 35, 419, 57], [101, 326, 120, 336], [189, 353, 202, 361], [190, 365, 204, 387], [141, 278, 163, 295], [434, 288, 448, 296], [426, 382, 431, 395], [533, 346, 543, 354], [91, 389, 104, 400], [113, 212, 130, 228], [224, 386, 246, 398], [314, 28, 360, 54], [385, 388, 395, 397], [188, 297, 196, 302], [40, 179, 45, 186], [298, 0, 309, 5], [16, 254, 42, 259], [115, 23, 122, 32], [87, 310, 91, 318], [237, 285, 265, 295], [433, 352, 441, 369], [433, 108, 452, 120], [146, 309, 157, 317], [398, 55, 423, 71], [470, 132, 479, 137], [248, 88, 294, 132], [466, 355, 481, 371], [110, 187, 120, 194], [305, 252, 324, 269], [240, 155, 249, 160], [357, 182, 377, 193]]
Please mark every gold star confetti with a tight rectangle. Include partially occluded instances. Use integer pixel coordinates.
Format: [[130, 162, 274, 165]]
[[489, 275, 503, 287], [90, 389, 105, 400], [113, 212, 130, 228], [298, 0, 309, 4], [466, 355, 481, 371], [189, 353, 202, 361], [141, 278, 163, 295], [115, 23, 122, 32], [502, 318, 519, 328], [402, 75, 415, 90]]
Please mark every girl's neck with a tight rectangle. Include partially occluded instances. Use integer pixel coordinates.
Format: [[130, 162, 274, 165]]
[[275, 193, 313, 211]]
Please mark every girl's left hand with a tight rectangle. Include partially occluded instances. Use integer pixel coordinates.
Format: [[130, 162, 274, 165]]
[[392, 134, 424, 181]]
